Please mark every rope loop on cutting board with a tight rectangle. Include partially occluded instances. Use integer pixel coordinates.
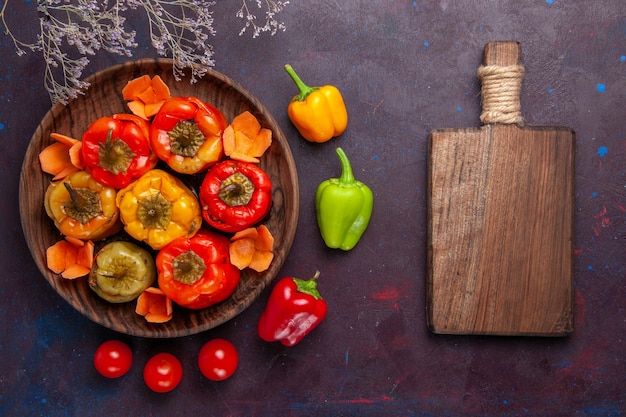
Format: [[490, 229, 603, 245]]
[[477, 64, 525, 125]]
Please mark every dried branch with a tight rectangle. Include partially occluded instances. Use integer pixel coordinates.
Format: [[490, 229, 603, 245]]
[[237, 0, 289, 38], [1, 0, 290, 104]]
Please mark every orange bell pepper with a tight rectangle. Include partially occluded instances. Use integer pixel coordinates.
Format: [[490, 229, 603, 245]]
[[285, 64, 348, 143]]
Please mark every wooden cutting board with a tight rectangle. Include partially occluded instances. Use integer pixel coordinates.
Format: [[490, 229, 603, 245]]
[[427, 41, 575, 336]]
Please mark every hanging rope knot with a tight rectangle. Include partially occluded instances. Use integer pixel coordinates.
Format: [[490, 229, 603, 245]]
[[477, 64, 525, 125]]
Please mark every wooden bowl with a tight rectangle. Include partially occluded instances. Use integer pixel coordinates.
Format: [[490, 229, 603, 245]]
[[19, 59, 299, 338]]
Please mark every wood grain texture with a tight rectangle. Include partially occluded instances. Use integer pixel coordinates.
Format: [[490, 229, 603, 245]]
[[427, 42, 575, 336], [19, 59, 299, 338]]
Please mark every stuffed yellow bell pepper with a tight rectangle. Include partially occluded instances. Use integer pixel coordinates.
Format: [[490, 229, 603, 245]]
[[285, 65, 348, 143], [44, 170, 121, 241], [116, 169, 202, 250]]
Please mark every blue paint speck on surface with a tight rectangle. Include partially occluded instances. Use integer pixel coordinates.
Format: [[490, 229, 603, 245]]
[[597, 146, 608, 157], [457, 106, 462, 112], [558, 360, 573, 368], [580, 405, 624, 416], [423, 41, 429, 47], [588, 265, 594, 271], [412, 1, 417, 6], [621, 56, 626, 62], [546, 0, 554, 4], [548, 88, 554, 94], [596, 83, 607, 93], [592, 192, 598, 198]]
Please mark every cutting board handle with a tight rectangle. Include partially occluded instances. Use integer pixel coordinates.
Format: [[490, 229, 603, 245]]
[[478, 41, 524, 125]]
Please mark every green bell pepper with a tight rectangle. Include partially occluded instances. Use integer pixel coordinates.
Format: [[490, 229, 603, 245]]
[[315, 147, 374, 250]]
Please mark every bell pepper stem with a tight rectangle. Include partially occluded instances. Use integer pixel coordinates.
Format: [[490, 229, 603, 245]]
[[285, 64, 319, 102], [335, 147, 355, 185], [293, 270, 322, 300], [63, 182, 80, 203]]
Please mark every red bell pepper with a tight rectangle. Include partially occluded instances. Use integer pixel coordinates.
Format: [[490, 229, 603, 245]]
[[199, 160, 272, 233], [150, 96, 228, 174], [257, 271, 328, 347], [81, 113, 157, 189], [156, 229, 240, 310]]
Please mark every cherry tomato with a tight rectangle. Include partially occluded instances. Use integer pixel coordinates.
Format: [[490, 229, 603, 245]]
[[143, 352, 183, 393], [93, 340, 133, 378], [198, 339, 239, 381]]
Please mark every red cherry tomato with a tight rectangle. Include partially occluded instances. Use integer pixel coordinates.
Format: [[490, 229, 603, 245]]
[[143, 353, 183, 393], [93, 340, 133, 378], [198, 339, 239, 381]]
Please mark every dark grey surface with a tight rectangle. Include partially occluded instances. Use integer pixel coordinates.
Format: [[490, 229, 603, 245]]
[[1, 1, 624, 415]]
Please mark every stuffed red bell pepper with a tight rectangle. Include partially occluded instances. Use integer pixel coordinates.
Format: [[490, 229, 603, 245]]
[[81, 113, 157, 189], [199, 160, 272, 233], [156, 229, 240, 310], [257, 271, 327, 347], [150, 96, 227, 174]]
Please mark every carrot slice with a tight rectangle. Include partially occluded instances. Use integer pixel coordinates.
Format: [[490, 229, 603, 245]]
[[127, 100, 148, 120], [230, 151, 260, 164], [76, 240, 95, 269], [46, 238, 94, 279], [61, 264, 91, 279], [122, 75, 152, 100], [123, 75, 171, 119], [223, 111, 272, 162], [144, 101, 165, 118], [69, 142, 84, 169], [248, 128, 273, 157], [40, 142, 72, 176], [231, 111, 261, 139], [40, 133, 83, 179], [136, 287, 173, 323], [50, 132, 79, 147], [249, 250, 274, 273], [232, 227, 258, 241], [137, 87, 159, 105], [151, 75, 170, 101], [51, 164, 80, 181], [222, 125, 236, 156], [234, 131, 255, 154], [64, 236, 85, 247], [255, 225, 275, 252], [229, 225, 274, 271], [135, 289, 152, 314], [229, 239, 256, 270], [46, 240, 73, 274]]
